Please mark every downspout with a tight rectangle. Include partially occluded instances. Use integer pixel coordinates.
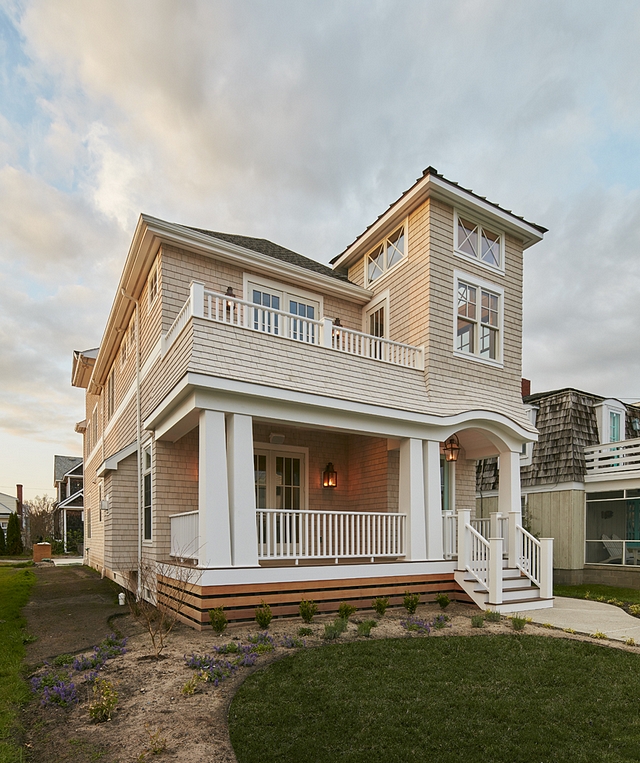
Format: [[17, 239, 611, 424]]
[[121, 288, 142, 600]]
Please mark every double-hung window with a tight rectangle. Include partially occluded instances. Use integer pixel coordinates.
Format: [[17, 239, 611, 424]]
[[106, 369, 115, 419], [143, 445, 152, 541], [455, 273, 503, 363], [455, 213, 503, 270], [365, 223, 406, 285]]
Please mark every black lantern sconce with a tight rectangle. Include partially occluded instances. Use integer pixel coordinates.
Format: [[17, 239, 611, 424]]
[[443, 434, 461, 462], [322, 462, 338, 488]]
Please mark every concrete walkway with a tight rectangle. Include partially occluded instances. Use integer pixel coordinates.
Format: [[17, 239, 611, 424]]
[[520, 596, 640, 643], [52, 556, 84, 566]]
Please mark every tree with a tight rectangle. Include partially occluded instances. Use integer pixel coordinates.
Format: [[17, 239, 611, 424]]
[[24, 495, 56, 546], [6, 512, 23, 555], [0, 524, 5, 555]]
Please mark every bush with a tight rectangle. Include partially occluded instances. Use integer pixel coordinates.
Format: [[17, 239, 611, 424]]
[[255, 601, 273, 629], [6, 513, 23, 555], [0, 524, 5, 555], [510, 616, 527, 632], [209, 607, 227, 635], [298, 627, 313, 637], [471, 614, 484, 628], [338, 602, 357, 621], [434, 592, 450, 610], [485, 610, 502, 622], [372, 596, 389, 617], [323, 618, 348, 640], [357, 620, 377, 637], [299, 599, 318, 623], [89, 678, 118, 722], [403, 592, 420, 615]]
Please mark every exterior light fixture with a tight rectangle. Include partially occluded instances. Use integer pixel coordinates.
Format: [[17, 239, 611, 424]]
[[443, 434, 461, 462], [333, 317, 342, 326], [322, 462, 337, 488], [225, 286, 236, 298]]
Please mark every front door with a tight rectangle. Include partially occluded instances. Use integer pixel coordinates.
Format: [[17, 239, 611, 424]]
[[254, 449, 306, 549]]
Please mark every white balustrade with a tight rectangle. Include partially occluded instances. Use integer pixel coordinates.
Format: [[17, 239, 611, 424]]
[[256, 509, 406, 562], [467, 523, 490, 591], [170, 511, 199, 560], [442, 511, 457, 559], [515, 525, 541, 586], [585, 437, 640, 476], [162, 295, 192, 353], [331, 325, 424, 369]]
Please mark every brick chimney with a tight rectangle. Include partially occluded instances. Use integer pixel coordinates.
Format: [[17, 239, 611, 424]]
[[16, 484, 23, 517], [521, 378, 531, 398]]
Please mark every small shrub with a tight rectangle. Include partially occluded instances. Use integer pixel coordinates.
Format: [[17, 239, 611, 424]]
[[89, 678, 118, 722], [299, 599, 318, 623], [629, 604, 640, 617], [432, 614, 450, 630], [372, 596, 389, 617], [584, 590, 592, 600], [563, 627, 576, 634], [338, 602, 357, 621], [281, 635, 305, 648], [31, 671, 79, 708], [209, 607, 227, 635], [247, 631, 275, 653], [591, 631, 608, 640], [181, 672, 206, 696], [542, 623, 553, 629], [510, 616, 527, 632], [52, 653, 74, 667], [485, 610, 502, 622], [403, 592, 420, 615], [255, 601, 273, 629], [607, 598, 624, 607], [146, 727, 167, 755], [471, 614, 484, 628], [434, 592, 450, 610], [323, 618, 348, 640], [626, 637, 636, 646], [357, 620, 377, 637], [298, 627, 313, 637], [401, 616, 431, 635]]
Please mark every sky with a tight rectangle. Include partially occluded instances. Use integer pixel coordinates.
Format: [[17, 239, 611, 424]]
[[1, 0, 640, 501]]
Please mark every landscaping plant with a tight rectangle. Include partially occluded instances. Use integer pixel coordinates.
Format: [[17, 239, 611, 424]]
[[471, 614, 484, 628], [510, 615, 527, 631], [89, 678, 118, 722], [485, 609, 502, 622], [323, 618, 348, 640], [209, 606, 227, 635], [299, 598, 318, 623], [255, 600, 273, 629], [434, 592, 450, 609], [357, 620, 377, 637], [372, 596, 389, 617], [337, 601, 357, 620], [403, 591, 420, 615]]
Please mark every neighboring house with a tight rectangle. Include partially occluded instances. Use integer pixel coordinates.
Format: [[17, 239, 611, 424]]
[[477, 387, 640, 586], [0, 492, 17, 535], [53, 455, 84, 553], [72, 166, 551, 627]]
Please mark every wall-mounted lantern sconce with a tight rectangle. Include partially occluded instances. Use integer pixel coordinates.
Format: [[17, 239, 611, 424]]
[[443, 434, 461, 462], [322, 462, 338, 488], [225, 286, 236, 298]]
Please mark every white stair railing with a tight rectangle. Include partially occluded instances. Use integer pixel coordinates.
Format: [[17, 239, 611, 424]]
[[515, 523, 554, 598], [256, 509, 406, 562]]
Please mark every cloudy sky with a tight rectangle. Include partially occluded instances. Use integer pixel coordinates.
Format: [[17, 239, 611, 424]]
[[1, 0, 639, 500]]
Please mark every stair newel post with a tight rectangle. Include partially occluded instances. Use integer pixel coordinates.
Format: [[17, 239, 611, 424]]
[[488, 537, 503, 606], [539, 538, 554, 599], [490, 512, 501, 540], [457, 510, 470, 572], [508, 510, 519, 569], [322, 317, 334, 349]]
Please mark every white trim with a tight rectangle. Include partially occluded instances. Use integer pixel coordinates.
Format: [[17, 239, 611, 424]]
[[363, 219, 408, 288], [243, 273, 324, 318], [454, 209, 505, 275], [522, 481, 585, 494], [97, 441, 138, 477], [594, 399, 626, 445], [453, 269, 504, 367], [254, 443, 309, 512], [520, 405, 538, 466], [363, 289, 390, 337]]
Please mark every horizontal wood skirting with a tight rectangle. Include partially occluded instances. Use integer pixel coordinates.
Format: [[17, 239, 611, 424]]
[[157, 572, 472, 631]]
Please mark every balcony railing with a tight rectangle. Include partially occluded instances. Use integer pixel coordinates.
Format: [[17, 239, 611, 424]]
[[162, 282, 424, 370], [584, 437, 640, 477]]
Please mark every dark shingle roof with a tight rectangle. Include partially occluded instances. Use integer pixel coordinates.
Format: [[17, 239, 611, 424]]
[[185, 227, 350, 282], [54, 455, 83, 484]]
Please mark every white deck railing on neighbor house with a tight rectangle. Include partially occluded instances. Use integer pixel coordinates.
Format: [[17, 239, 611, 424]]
[[161, 283, 424, 370], [584, 437, 640, 477], [170, 510, 199, 560], [256, 509, 406, 562]]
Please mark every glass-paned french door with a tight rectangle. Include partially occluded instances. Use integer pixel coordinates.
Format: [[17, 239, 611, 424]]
[[250, 285, 319, 343], [255, 449, 306, 546], [289, 300, 316, 343], [252, 288, 281, 334]]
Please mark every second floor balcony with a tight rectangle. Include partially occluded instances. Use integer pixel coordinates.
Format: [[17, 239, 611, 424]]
[[584, 437, 640, 482]]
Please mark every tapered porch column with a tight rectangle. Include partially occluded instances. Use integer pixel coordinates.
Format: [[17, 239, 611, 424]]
[[498, 449, 522, 521], [226, 413, 259, 567], [198, 410, 231, 567], [423, 440, 443, 559], [399, 438, 427, 561]]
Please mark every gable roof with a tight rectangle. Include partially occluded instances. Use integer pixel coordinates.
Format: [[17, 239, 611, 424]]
[[54, 455, 83, 484], [0, 492, 16, 515], [185, 228, 349, 282]]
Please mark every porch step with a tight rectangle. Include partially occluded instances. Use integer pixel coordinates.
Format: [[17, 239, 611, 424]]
[[455, 567, 553, 614]]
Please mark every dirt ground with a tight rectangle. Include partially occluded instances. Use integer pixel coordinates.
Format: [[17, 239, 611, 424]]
[[19, 566, 640, 763]]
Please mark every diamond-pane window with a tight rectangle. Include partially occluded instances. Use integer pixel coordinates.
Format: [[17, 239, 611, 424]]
[[456, 215, 502, 269], [458, 219, 478, 258], [458, 283, 476, 319], [386, 227, 405, 268], [481, 228, 501, 267], [365, 224, 406, 284], [367, 244, 385, 282]]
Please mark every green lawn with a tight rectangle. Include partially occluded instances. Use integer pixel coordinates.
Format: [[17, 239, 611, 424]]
[[230, 635, 640, 763], [555, 583, 640, 604], [0, 566, 36, 763]]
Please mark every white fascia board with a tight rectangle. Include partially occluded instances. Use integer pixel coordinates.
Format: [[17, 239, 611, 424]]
[[96, 441, 138, 477], [58, 489, 84, 508], [520, 482, 585, 495], [144, 371, 535, 450], [585, 471, 640, 486], [333, 174, 545, 271]]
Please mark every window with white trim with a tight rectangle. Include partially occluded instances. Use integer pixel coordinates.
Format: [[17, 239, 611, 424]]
[[148, 264, 159, 310], [106, 369, 115, 419], [365, 223, 406, 285], [143, 445, 152, 541], [595, 400, 626, 445], [520, 405, 538, 466], [244, 276, 321, 344], [455, 277, 502, 362], [455, 213, 503, 270]]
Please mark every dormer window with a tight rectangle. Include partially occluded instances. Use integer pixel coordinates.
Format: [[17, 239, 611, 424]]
[[455, 213, 503, 270], [366, 224, 406, 284], [594, 399, 626, 445]]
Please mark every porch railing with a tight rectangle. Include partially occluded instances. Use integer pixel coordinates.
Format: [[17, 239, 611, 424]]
[[442, 511, 509, 560], [515, 525, 541, 587], [256, 509, 406, 562], [584, 437, 640, 476], [162, 283, 424, 370], [170, 510, 199, 560]]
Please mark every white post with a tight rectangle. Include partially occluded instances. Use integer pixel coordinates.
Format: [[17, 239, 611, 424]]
[[498, 449, 522, 520], [488, 537, 503, 605], [539, 538, 554, 599], [226, 413, 259, 567], [442, 510, 455, 559], [457, 509, 470, 572], [190, 281, 205, 319], [399, 438, 427, 561], [63, 509, 68, 554], [490, 511, 501, 540], [508, 510, 519, 569], [423, 440, 443, 559], [322, 317, 333, 348], [198, 409, 231, 567]]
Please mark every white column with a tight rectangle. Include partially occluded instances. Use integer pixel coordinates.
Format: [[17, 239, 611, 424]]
[[498, 450, 522, 520], [539, 538, 554, 599], [198, 410, 231, 567], [226, 413, 259, 567], [488, 537, 504, 605], [457, 509, 471, 572], [423, 440, 443, 560], [399, 438, 427, 561], [190, 281, 205, 319], [63, 509, 68, 554]]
